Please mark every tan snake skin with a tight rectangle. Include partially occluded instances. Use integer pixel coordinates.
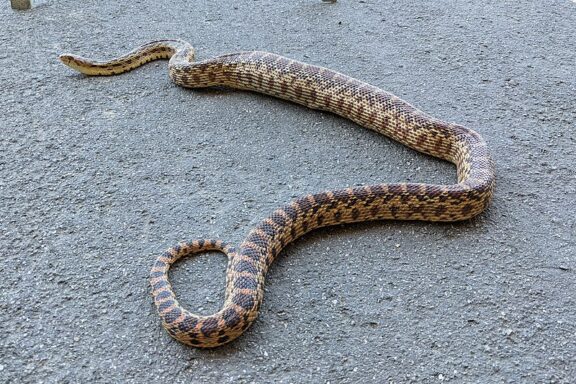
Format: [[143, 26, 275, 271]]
[[60, 39, 495, 348]]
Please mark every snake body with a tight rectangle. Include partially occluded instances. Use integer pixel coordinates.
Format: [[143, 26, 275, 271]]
[[60, 39, 495, 348]]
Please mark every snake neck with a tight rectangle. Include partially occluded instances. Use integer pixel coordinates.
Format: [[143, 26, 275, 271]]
[[59, 39, 194, 76]]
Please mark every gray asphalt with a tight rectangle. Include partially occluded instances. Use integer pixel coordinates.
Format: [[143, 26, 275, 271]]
[[1, 1, 575, 383]]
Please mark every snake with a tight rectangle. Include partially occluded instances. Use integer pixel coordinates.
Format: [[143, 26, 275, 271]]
[[60, 39, 495, 348]]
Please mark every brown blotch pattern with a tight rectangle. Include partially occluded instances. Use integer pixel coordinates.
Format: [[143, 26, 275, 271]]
[[59, 40, 495, 349]]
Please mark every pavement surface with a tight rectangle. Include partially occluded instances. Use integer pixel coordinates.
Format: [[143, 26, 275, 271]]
[[1, 1, 575, 383]]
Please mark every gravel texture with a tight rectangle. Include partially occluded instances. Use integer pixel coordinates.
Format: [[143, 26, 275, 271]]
[[1, 1, 575, 383]]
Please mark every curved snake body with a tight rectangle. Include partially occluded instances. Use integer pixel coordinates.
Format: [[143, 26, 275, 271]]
[[60, 39, 495, 348]]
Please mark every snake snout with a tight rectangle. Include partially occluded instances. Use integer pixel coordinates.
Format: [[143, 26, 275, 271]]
[[58, 54, 96, 75], [58, 54, 78, 68], [58, 54, 71, 63]]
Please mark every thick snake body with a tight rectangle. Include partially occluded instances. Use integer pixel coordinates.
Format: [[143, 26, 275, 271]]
[[60, 39, 495, 348]]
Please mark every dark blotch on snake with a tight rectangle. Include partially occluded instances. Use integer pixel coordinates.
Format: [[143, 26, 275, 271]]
[[154, 291, 172, 301], [200, 318, 219, 337], [150, 271, 164, 279], [260, 222, 277, 238], [283, 205, 298, 221], [164, 308, 182, 323], [233, 293, 255, 310], [152, 280, 168, 290], [223, 308, 241, 328], [234, 276, 258, 290], [234, 260, 258, 274], [241, 247, 261, 262], [158, 300, 175, 313]]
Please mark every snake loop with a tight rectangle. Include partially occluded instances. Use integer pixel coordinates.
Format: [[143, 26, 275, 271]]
[[60, 39, 495, 348], [149, 239, 242, 347]]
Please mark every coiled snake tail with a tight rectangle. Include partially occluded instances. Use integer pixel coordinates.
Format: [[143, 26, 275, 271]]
[[60, 40, 495, 348]]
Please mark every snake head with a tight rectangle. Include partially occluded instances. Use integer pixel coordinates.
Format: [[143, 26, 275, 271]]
[[59, 53, 122, 76], [59, 54, 98, 75]]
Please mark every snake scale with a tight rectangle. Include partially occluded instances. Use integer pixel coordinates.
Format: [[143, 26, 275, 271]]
[[60, 39, 495, 348]]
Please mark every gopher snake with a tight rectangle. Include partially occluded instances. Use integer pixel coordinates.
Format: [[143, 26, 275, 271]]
[[60, 39, 495, 348]]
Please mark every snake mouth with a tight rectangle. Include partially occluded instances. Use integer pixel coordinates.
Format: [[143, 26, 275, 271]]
[[58, 54, 83, 66], [58, 54, 72, 63]]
